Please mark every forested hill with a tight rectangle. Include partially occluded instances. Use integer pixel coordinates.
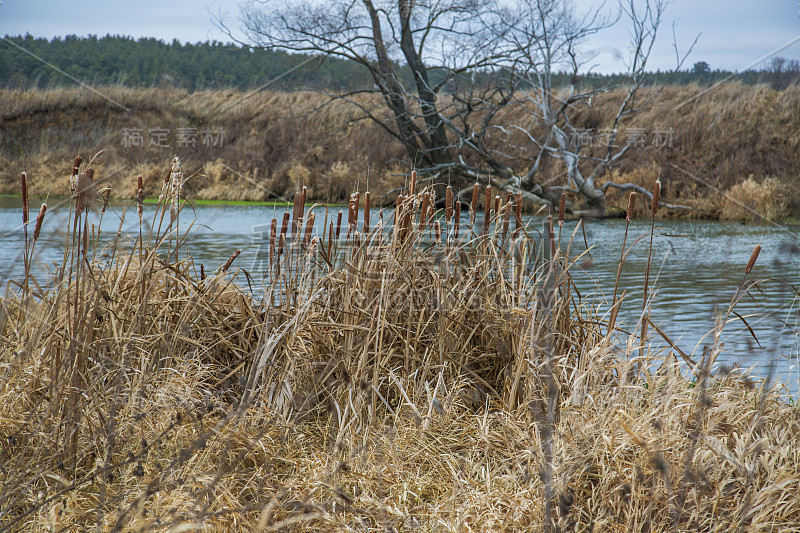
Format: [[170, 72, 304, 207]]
[[1, 34, 373, 90], [2, 34, 799, 91]]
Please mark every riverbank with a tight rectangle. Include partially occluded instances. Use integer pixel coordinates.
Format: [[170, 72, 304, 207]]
[[2, 83, 799, 219], [2, 164, 799, 531]]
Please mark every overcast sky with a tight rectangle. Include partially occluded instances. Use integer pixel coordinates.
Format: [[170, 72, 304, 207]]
[[1, 0, 799, 74]]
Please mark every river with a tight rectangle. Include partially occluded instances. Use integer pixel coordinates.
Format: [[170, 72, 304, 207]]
[[2, 196, 798, 393]]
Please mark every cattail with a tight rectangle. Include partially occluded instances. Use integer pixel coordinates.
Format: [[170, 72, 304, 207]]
[[327, 221, 334, 258], [291, 192, 301, 237], [502, 202, 510, 239], [353, 192, 360, 228], [547, 215, 555, 258], [269, 218, 277, 265], [76, 172, 91, 212], [348, 194, 356, 232], [435, 221, 442, 245], [169, 158, 181, 223], [470, 183, 479, 224], [745, 245, 761, 275], [651, 178, 661, 216], [33, 203, 47, 242], [136, 175, 144, 221], [363, 191, 371, 233], [626, 191, 637, 223], [222, 249, 241, 272], [101, 187, 111, 214], [558, 193, 566, 227], [21, 172, 29, 226], [454, 200, 461, 239], [445, 186, 453, 223], [277, 233, 286, 263], [200, 263, 205, 281], [280, 211, 290, 238], [335, 210, 343, 240], [70, 156, 81, 192], [484, 185, 492, 233], [303, 212, 315, 246], [300, 186, 307, 213], [420, 192, 431, 229], [409, 170, 417, 196], [494, 195, 501, 220]]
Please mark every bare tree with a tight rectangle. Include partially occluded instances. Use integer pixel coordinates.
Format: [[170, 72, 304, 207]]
[[234, 0, 684, 215]]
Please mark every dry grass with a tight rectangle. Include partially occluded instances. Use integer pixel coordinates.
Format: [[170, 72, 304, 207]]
[[1, 158, 799, 532], [2, 84, 800, 217]]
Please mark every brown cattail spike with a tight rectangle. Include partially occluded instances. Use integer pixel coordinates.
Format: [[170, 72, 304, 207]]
[[420, 192, 431, 230], [470, 183, 479, 224], [222, 249, 242, 272], [363, 191, 371, 233], [651, 178, 661, 216], [445, 186, 453, 223], [558, 193, 566, 227], [454, 200, 461, 239], [494, 195, 501, 221], [484, 186, 492, 233], [304, 213, 315, 246], [71, 156, 81, 192], [33, 203, 47, 242], [101, 187, 111, 214], [409, 171, 417, 196], [502, 202, 510, 239], [626, 192, 637, 223], [137, 175, 143, 192], [435, 221, 442, 245], [280, 212, 290, 238], [547, 215, 555, 258], [21, 172, 29, 226], [291, 192, 301, 237], [336, 210, 343, 240], [269, 218, 277, 265], [745, 245, 761, 275]]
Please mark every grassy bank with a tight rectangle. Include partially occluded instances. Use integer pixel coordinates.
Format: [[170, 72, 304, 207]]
[[2, 84, 800, 219], [1, 159, 799, 531]]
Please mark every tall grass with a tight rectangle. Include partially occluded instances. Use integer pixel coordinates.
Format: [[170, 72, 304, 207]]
[[1, 157, 798, 531]]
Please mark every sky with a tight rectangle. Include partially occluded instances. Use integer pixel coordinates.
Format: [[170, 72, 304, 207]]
[[1, 0, 799, 74]]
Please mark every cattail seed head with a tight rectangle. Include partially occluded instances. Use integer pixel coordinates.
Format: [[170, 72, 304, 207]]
[[502, 202, 510, 239], [280, 211, 290, 238], [336, 210, 343, 240], [651, 178, 661, 216], [445, 186, 453, 223], [420, 192, 431, 229], [558, 193, 566, 227], [516, 191, 523, 227], [33, 203, 47, 242], [745, 244, 761, 274], [292, 192, 302, 236], [76, 172, 90, 212], [454, 200, 461, 239], [363, 191, 371, 233], [626, 192, 637, 223], [470, 183, 479, 224], [269, 218, 277, 265], [327, 221, 334, 258], [21, 172, 29, 226], [200, 263, 205, 281], [409, 170, 417, 196], [484, 186, 492, 233], [304, 212, 315, 246], [70, 156, 81, 192], [435, 220, 442, 245], [222, 249, 241, 272], [547, 215, 555, 258], [136, 174, 144, 220], [101, 187, 111, 214]]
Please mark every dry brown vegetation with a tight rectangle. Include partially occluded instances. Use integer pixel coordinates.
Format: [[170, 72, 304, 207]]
[[1, 160, 799, 531], [2, 83, 799, 218]]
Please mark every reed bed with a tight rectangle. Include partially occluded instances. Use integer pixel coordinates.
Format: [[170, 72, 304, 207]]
[[1, 158, 799, 532]]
